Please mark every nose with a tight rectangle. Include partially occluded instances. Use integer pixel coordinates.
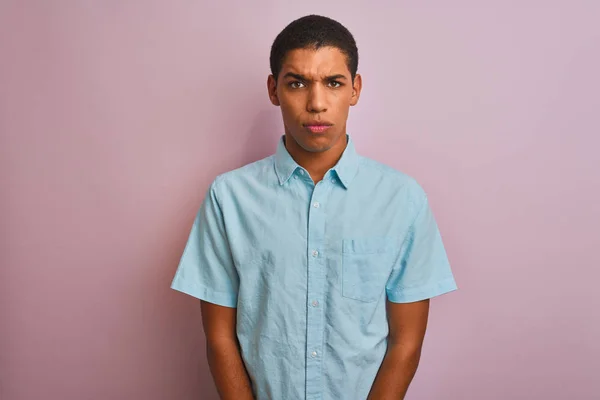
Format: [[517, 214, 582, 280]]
[[306, 83, 327, 113]]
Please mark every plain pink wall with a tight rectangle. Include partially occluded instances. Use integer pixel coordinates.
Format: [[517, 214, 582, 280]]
[[1, 1, 599, 399]]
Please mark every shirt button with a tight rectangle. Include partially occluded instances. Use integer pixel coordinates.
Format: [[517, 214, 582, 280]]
[[312, 250, 319, 257], [313, 202, 320, 208], [312, 300, 319, 307], [294, 175, 298, 180], [311, 351, 318, 358], [331, 178, 337, 184], [299, 170, 305, 175]]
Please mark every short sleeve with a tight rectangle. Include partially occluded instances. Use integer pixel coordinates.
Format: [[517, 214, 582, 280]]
[[386, 196, 457, 303], [171, 179, 239, 308]]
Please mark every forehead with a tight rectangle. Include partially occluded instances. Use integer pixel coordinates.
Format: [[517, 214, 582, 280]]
[[280, 46, 350, 78]]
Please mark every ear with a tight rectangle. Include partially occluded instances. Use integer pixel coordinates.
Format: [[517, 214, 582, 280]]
[[267, 75, 280, 106], [350, 73, 362, 106]]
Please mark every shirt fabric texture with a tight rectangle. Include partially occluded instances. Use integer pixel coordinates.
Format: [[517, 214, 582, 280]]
[[171, 134, 457, 400]]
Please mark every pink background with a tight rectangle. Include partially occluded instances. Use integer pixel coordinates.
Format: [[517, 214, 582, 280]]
[[1, 1, 599, 399]]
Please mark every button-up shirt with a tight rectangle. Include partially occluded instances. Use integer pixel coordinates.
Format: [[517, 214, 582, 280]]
[[171, 135, 457, 400]]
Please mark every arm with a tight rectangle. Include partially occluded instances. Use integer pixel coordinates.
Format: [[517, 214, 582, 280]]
[[201, 301, 254, 400], [367, 299, 430, 400]]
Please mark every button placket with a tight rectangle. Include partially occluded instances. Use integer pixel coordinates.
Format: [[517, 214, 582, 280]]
[[305, 177, 334, 399]]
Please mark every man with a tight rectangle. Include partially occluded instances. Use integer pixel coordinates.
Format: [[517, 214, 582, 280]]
[[171, 14, 457, 400]]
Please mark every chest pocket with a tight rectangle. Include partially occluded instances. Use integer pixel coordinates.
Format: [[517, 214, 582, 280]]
[[341, 237, 395, 303]]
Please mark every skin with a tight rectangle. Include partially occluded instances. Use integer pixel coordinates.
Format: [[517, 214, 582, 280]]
[[202, 46, 430, 400], [201, 302, 253, 400], [367, 299, 430, 400], [267, 46, 362, 183]]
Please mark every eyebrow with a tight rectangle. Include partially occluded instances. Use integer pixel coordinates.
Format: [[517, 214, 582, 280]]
[[282, 72, 348, 82]]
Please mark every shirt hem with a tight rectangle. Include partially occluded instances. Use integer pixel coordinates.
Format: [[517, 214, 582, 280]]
[[386, 276, 457, 303], [171, 279, 237, 308]]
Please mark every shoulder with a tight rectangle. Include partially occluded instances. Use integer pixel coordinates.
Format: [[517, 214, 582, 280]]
[[210, 155, 275, 199], [357, 155, 427, 206]]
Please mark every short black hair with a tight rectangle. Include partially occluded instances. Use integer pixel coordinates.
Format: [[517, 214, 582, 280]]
[[269, 15, 359, 82]]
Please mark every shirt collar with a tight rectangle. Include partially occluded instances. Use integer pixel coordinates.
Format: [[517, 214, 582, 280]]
[[274, 134, 360, 189]]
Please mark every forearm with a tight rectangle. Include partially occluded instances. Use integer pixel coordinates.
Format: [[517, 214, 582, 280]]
[[367, 343, 422, 400], [206, 338, 254, 400]]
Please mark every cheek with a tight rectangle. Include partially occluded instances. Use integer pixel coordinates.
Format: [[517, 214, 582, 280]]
[[331, 89, 352, 105], [332, 96, 351, 116], [280, 98, 305, 120]]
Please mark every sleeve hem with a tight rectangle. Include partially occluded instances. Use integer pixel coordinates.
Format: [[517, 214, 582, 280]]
[[171, 280, 237, 308], [386, 276, 457, 303]]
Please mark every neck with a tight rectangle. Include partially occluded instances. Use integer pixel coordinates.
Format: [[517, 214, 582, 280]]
[[284, 133, 347, 183]]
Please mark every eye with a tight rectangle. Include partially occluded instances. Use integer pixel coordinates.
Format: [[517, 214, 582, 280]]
[[289, 81, 305, 89], [328, 81, 343, 88]]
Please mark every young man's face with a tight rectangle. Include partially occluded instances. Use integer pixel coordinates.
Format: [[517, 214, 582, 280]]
[[268, 46, 362, 154]]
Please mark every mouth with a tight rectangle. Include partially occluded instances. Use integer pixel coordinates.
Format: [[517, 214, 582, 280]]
[[303, 122, 333, 133]]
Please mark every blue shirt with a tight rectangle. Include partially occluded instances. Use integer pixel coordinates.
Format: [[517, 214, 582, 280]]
[[171, 135, 457, 400]]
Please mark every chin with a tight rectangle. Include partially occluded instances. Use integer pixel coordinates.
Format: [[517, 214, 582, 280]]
[[304, 144, 331, 153], [296, 134, 336, 153]]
